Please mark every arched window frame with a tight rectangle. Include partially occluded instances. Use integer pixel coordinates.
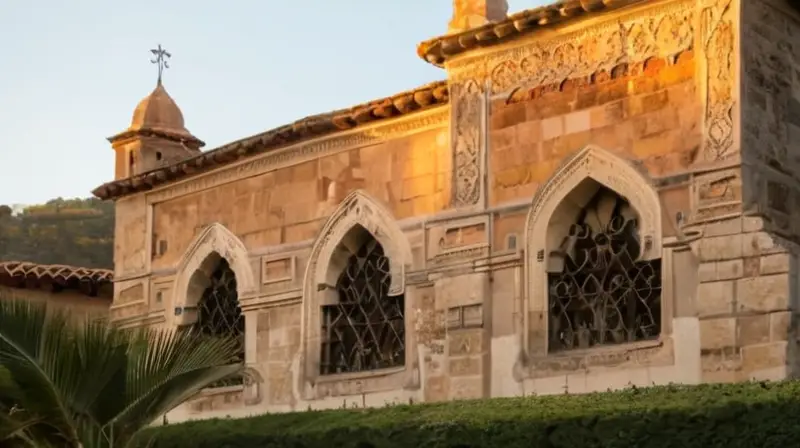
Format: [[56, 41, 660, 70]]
[[300, 191, 417, 400], [523, 146, 667, 359], [171, 223, 256, 364]]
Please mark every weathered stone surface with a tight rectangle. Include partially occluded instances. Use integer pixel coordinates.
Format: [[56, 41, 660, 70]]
[[741, 0, 800, 245], [448, 330, 484, 357], [737, 314, 771, 346], [700, 318, 736, 350], [770, 311, 792, 342], [760, 253, 790, 275], [741, 232, 786, 258], [737, 275, 790, 313], [449, 356, 483, 377], [698, 235, 743, 262], [741, 342, 788, 374], [696, 280, 735, 316]]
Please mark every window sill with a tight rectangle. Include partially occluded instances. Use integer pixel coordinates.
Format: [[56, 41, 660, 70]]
[[198, 384, 245, 397], [522, 337, 673, 377], [313, 365, 406, 385], [543, 338, 664, 360]]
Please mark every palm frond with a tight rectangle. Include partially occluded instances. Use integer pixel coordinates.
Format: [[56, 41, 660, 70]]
[[0, 300, 80, 445], [0, 298, 245, 448], [104, 327, 242, 442]]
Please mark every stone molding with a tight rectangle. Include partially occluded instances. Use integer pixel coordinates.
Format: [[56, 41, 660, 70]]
[[299, 190, 418, 399], [446, 0, 695, 90], [143, 108, 448, 205], [523, 145, 664, 353], [171, 223, 256, 326]]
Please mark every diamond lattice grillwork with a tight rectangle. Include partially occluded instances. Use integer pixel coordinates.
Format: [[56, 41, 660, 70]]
[[548, 188, 661, 352], [197, 258, 244, 386], [320, 238, 405, 375]]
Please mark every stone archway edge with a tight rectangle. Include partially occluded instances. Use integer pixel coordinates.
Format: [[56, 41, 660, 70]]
[[173, 223, 257, 313]]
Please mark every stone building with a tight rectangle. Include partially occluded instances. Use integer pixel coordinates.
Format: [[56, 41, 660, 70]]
[[0, 262, 113, 321], [90, 0, 800, 422]]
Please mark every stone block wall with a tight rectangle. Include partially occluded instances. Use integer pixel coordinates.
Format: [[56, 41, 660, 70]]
[[693, 216, 795, 382], [148, 122, 449, 271], [741, 0, 800, 244], [737, 0, 800, 382], [489, 50, 699, 206], [114, 0, 800, 424]]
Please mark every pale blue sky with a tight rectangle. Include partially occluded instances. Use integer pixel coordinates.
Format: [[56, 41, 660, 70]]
[[0, 1, 546, 205]]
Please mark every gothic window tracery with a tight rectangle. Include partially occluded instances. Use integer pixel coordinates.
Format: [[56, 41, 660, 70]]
[[547, 186, 661, 352], [320, 236, 405, 375], [196, 257, 244, 386]]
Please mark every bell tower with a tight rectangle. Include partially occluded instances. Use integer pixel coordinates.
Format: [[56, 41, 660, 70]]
[[108, 45, 204, 180]]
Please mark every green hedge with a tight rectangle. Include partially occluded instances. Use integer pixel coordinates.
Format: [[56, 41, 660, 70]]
[[135, 381, 800, 448]]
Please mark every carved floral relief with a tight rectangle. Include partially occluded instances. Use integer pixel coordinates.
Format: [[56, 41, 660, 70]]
[[447, 2, 695, 93], [701, 0, 735, 161], [451, 79, 484, 208]]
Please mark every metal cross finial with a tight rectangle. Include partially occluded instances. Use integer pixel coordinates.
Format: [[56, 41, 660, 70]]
[[150, 44, 171, 85]]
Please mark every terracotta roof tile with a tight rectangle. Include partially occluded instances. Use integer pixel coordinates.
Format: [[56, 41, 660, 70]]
[[92, 81, 449, 200], [417, 0, 650, 66], [0, 261, 113, 298]]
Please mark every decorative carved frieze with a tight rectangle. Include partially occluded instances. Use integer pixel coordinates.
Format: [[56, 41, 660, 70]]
[[145, 109, 448, 204], [447, 1, 694, 92], [700, 0, 736, 161], [450, 80, 485, 208]]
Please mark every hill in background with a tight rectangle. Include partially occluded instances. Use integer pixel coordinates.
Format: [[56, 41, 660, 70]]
[[0, 197, 114, 269]]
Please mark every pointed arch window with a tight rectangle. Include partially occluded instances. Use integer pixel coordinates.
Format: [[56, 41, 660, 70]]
[[548, 186, 661, 352], [196, 258, 245, 385], [320, 236, 405, 375]]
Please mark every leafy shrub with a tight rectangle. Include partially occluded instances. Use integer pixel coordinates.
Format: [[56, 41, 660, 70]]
[[136, 381, 800, 448]]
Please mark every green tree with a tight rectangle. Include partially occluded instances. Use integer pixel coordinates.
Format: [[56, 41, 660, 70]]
[[0, 299, 243, 448]]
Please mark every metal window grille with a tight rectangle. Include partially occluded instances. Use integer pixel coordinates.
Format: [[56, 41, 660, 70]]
[[548, 188, 661, 352], [197, 258, 244, 386], [320, 238, 405, 375]]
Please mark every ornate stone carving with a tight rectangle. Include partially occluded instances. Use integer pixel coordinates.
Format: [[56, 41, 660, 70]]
[[300, 190, 416, 398], [451, 79, 484, 208], [700, 0, 735, 161], [523, 146, 663, 354], [145, 109, 448, 204], [172, 222, 256, 317], [447, 1, 694, 92]]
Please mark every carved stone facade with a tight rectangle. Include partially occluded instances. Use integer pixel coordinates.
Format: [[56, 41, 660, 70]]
[[96, 0, 800, 423]]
